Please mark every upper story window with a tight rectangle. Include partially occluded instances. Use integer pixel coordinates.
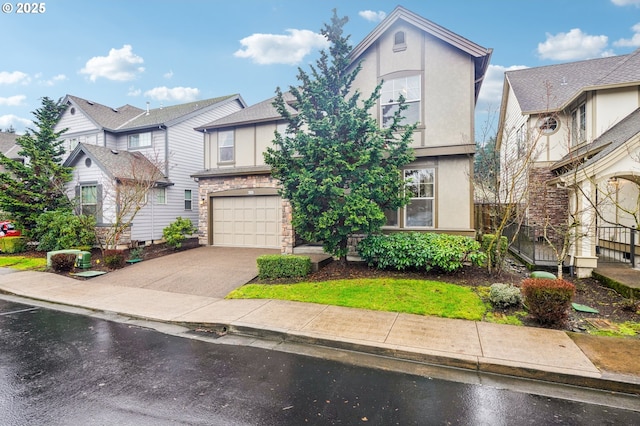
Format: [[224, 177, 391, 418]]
[[381, 75, 421, 128], [218, 129, 234, 163], [571, 103, 586, 146], [536, 115, 559, 135], [128, 132, 152, 149]]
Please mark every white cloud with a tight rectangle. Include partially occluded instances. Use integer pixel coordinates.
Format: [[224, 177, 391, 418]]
[[0, 71, 30, 85], [127, 86, 141, 97], [164, 70, 174, 79], [234, 29, 330, 65], [0, 114, 31, 133], [359, 10, 386, 22], [80, 44, 145, 82], [477, 64, 529, 110], [39, 74, 67, 86], [614, 22, 640, 47], [611, 0, 640, 6], [0, 95, 27, 106], [537, 29, 608, 60], [143, 86, 199, 102]]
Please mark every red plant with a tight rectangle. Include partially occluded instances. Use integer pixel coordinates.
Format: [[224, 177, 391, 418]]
[[521, 278, 575, 326]]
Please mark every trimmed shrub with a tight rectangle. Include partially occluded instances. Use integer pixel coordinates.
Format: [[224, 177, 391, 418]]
[[489, 283, 522, 308], [163, 217, 196, 249], [34, 210, 96, 252], [357, 232, 486, 272], [257, 254, 312, 280], [0, 236, 27, 254], [104, 250, 126, 269], [481, 234, 508, 267], [521, 278, 575, 326], [50, 253, 77, 272]]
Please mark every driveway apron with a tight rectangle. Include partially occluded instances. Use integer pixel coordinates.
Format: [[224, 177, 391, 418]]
[[89, 246, 278, 298]]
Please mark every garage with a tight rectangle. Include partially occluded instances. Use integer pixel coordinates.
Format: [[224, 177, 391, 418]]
[[210, 195, 282, 249]]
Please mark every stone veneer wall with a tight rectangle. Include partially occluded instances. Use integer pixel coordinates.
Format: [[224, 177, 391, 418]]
[[527, 166, 569, 243], [197, 174, 294, 254]]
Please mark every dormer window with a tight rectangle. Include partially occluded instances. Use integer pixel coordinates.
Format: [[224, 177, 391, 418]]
[[393, 31, 406, 52]]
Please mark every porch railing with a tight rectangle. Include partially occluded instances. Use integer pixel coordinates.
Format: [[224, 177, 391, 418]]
[[503, 223, 558, 266], [596, 225, 637, 267]]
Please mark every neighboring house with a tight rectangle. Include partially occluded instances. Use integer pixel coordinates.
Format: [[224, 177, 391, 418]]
[[0, 131, 24, 171], [192, 6, 492, 254], [497, 47, 640, 277], [56, 94, 246, 244]]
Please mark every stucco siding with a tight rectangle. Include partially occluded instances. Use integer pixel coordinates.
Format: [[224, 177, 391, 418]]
[[594, 87, 639, 135], [436, 156, 473, 230]]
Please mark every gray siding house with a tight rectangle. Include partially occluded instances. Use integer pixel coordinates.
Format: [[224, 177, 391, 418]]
[[192, 6, 492, 254], [56, 94, 246, 244]]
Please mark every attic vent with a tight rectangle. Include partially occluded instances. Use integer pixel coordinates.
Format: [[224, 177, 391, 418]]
[[87, 101, 94, 105], [70, 107, 76, 115], [112, 108, 118, 113], [111, 149, 119, 155]]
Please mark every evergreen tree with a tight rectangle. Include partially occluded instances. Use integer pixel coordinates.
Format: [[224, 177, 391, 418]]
[[265, 10, 415, 262], [0, 97, 72, 232]]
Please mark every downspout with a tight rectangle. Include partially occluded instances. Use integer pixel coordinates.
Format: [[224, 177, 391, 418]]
[[164, 126, 169, 177]]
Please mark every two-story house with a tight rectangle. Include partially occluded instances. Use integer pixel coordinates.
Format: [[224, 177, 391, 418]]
[[192, 6, 492, 254], [497, 47, 640, 277], [56, 94, 246, 245]]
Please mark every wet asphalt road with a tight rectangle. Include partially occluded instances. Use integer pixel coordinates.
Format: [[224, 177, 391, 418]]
[[1, 299, 639, 425]]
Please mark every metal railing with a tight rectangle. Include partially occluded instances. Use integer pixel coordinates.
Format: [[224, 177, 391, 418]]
[[503, 223, 558, 266], [596, 225, 637, 267]]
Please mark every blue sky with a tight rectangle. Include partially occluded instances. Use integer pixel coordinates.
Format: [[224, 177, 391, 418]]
[[2, 0, 640, 138]]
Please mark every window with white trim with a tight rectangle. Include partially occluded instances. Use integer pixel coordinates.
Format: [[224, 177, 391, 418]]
[[381, 75, 420, 128], [184, 189, 192, 210], [80, 185, 97, 217], [155, 187, 166, 205], [128, 132, 152, 149], [404, 168, 434, 227], [571, 103, 586, 146], [218, 130, 234, 162]]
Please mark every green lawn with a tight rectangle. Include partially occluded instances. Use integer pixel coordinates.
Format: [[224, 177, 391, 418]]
[[0, 256, 47, 270], [227, 278, 487, 321]]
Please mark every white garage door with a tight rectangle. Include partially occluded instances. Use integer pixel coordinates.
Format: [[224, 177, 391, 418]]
[[211, 196, 282, 248]]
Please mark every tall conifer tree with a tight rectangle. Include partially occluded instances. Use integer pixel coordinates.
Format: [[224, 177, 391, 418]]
[[265, 10, 415, 262]]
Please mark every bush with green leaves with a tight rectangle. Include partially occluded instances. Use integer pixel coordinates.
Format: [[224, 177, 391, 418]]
[[103, 249, 126, 269], [163, 217, 196, 249], [521, 278, 575, 326], [357, 232, 486, 272], [489, 283, 522, 308], [257, 254, 312, 280], [34, 210, 96, 251], [0, 236, 26, 253], [481, 234, 508, 267], [50, 253, 77, 272]]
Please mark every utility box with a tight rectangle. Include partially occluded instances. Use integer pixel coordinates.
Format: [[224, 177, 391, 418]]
[[76, 251, 91, 269]]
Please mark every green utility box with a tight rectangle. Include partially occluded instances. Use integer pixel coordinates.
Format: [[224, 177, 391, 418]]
[[76, 251, 91, 269]]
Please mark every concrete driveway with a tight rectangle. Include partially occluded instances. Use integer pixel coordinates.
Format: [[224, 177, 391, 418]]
[[90, 246, 279, 298]]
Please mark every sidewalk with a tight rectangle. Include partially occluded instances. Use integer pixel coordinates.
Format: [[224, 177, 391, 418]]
[[1, 268, 639, 396]]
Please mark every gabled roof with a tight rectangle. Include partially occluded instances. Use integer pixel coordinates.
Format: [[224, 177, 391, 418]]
[[349, 6, 492, 101], [118, 95, 245, 131], [552, 107, 640, 173], [64, 95, 144, 131], [62, 94, 245, 133], [196, 92, 296, 131], [506, 48, 640, 114], [0, 131, 22, 159], [64, 143, 172, 186]]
